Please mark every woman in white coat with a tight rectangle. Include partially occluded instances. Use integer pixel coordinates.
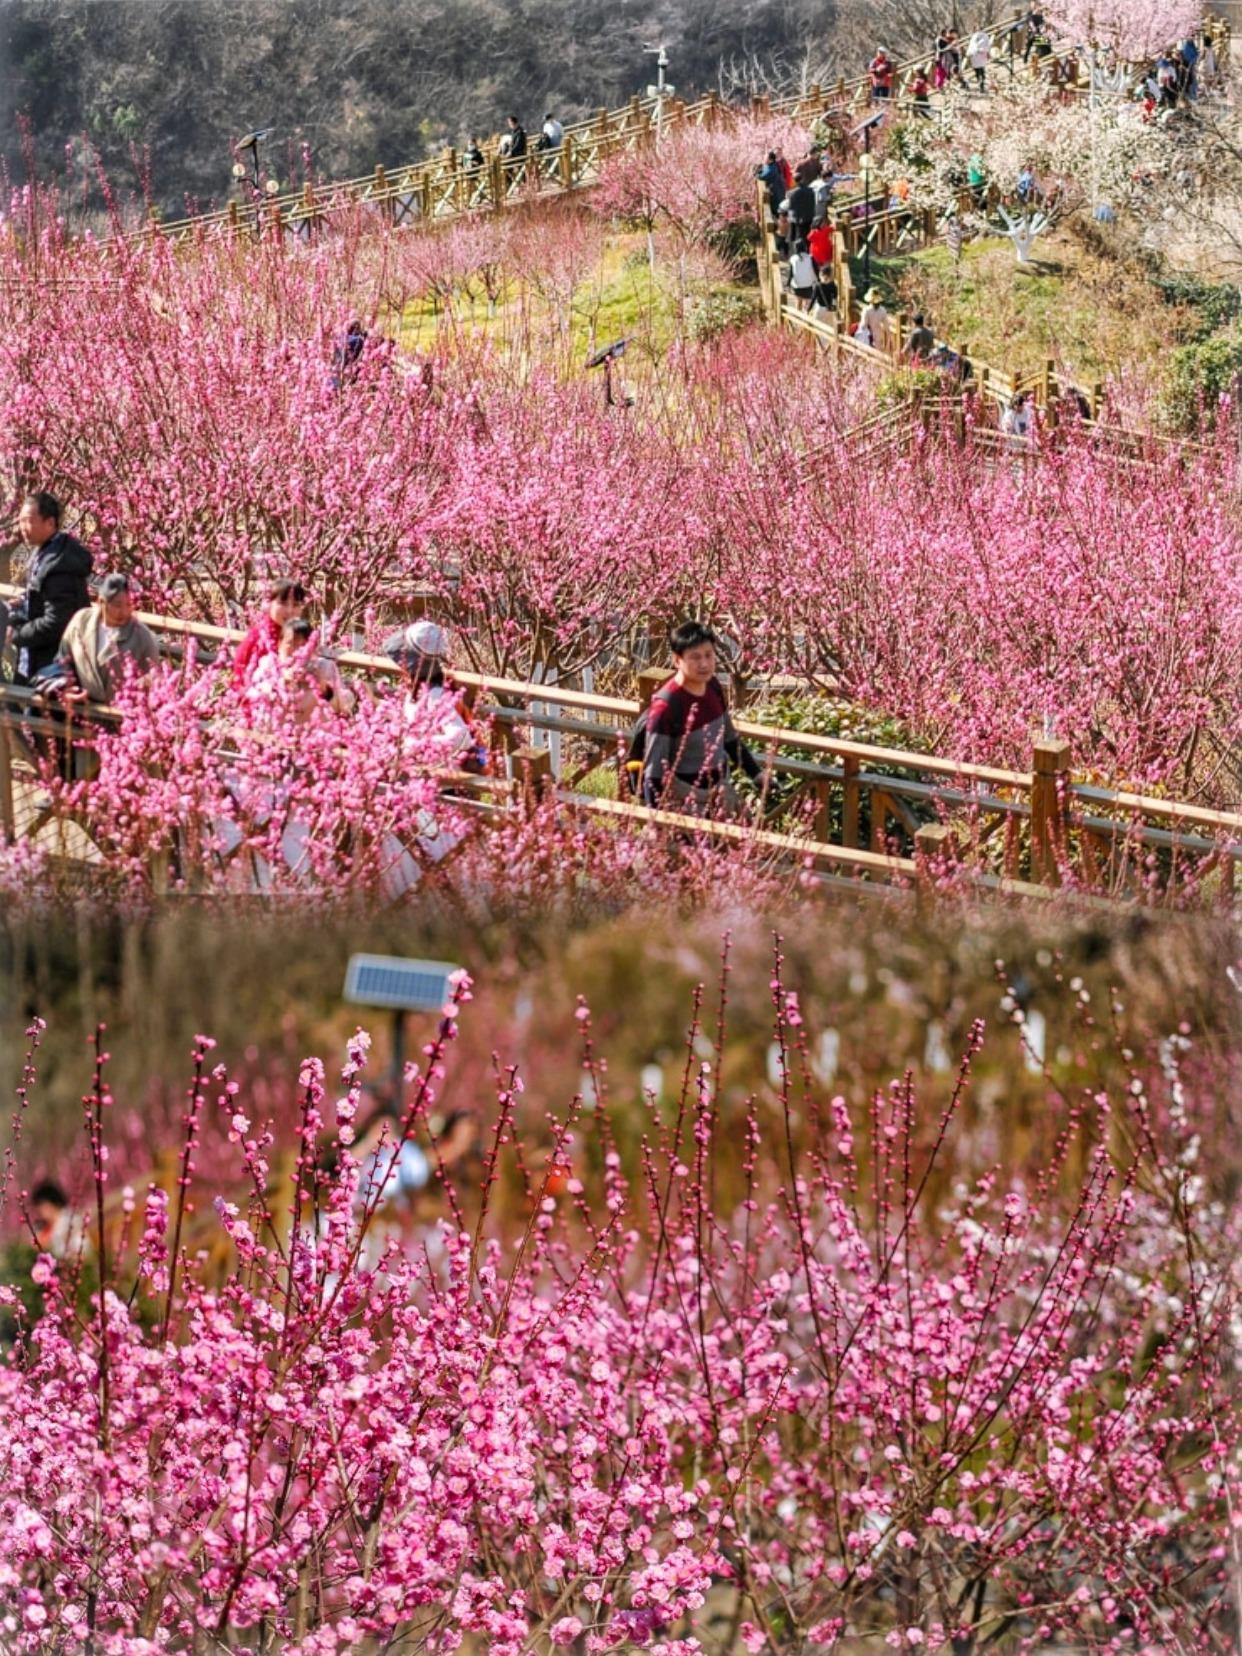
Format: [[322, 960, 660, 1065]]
[[968, 30, 991, 91]]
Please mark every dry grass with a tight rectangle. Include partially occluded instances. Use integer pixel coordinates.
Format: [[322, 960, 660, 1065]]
[[875, 226, 1194, 380]]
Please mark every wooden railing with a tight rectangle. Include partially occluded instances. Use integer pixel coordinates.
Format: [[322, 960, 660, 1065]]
[[126, 15, 1057, 246], [755, 177, 1112, 416], [125, 0, 1227, 250], [3, 590, 1240, 906]]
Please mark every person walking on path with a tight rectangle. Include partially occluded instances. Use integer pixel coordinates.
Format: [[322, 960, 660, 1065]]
[[968, 29, 991, 90], [757, 151, 785, 216], [538, 112, 564, 150], [906, 314, 936, 359], [1021, 6, 1046, 61], [860, 286, 892, 352], [639, 621, 762, 818]]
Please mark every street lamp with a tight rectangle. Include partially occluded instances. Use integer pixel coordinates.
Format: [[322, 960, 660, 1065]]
[[586, 337, 632, 408], [643, 45, 673, 138], [852, 110, 885, 298], [234, 126, 274, 231]]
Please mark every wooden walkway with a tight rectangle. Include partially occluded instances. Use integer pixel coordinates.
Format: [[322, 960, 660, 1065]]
[[3, 590, 1240, 906], [119, 12, 1131, 247], [106, 12, 1231, 424]]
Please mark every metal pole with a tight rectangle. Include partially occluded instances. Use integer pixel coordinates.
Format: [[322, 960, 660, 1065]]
[[391, 1008, 406, 1097], [1088, 45, 1098, 215]]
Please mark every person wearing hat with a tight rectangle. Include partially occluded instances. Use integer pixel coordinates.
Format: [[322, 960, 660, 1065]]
[[383, 620, 488, 774], [55, 572, 161, 704], [860, 287, 891, 351], [869, 47, 895, 99]]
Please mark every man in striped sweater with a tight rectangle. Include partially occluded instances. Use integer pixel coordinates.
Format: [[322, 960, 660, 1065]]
[[640, 620, 762, 817]]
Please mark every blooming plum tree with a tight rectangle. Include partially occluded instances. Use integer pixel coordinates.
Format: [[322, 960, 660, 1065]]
[[0, 964, 1237, 1651], [1046, 0, 1203, 60]]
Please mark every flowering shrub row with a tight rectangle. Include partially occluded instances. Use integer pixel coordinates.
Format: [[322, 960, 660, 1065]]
[[5, 174, 1241, 797], [1, 962, 1238, 1652]]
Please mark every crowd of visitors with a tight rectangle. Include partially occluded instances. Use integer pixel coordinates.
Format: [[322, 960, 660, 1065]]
[[860, 8, 1217, 121], [757, 5, 1221, 427], [2, 489, 777, 830], [0, 499, 482, 785]]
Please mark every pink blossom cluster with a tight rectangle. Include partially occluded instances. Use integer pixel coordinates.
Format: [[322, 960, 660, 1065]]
[[38, 658, 471, 900], [5, 179, 1242, 795], [0, 971, 1237, 1652]]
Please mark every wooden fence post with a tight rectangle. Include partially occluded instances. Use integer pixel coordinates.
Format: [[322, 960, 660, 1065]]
[[0, 719, 14, 842], [512, 744, 553, 811], [1031, 737, 1071, 884], [812, 780, 831, 841], [560, 134, 576, 190], [915, 822, 958, 889], [148, 844, 171, 898], [842, 755, 861, 848], [374, 164, 393, 223]]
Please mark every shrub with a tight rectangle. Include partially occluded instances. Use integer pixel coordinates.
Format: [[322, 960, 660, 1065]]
[[684, 287, 761, 342], [0, 973, 1237, 1653], [1148, 265, 1242, 341], [1159, 328, 1242, 432], [874, 365, 944, 409]]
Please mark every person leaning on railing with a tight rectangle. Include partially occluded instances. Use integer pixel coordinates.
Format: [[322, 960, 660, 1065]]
[[383, 620, 489, 775], [54, 572, 160, 704], [247, 616, 357, 721], [232, 577, 309, 688]]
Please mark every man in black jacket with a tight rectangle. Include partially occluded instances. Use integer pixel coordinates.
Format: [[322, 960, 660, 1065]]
[[6, 492, 93, 684], [504, 115, 527, 160]]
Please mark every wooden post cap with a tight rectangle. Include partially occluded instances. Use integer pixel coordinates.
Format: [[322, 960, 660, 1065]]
[[1032, 737, 1072, 772], [915, 822, 958, 859]]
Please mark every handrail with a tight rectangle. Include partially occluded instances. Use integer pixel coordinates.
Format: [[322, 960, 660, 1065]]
[[120, 13, 1046, 245], [0, 584, 1029, 787], [5, 585, 1242, 862]]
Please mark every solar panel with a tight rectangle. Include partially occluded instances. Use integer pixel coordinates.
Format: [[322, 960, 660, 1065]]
[[342, 955, 461, 1012]]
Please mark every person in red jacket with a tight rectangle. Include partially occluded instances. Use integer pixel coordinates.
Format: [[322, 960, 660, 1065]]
[[231, 578, 308, 687], [808, 222, 834, 268], [869, 49, 895, 99]]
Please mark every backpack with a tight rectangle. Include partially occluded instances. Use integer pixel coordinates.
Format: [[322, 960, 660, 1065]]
[[623, 687, 675, 795], [622, 682, 761, 797]]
